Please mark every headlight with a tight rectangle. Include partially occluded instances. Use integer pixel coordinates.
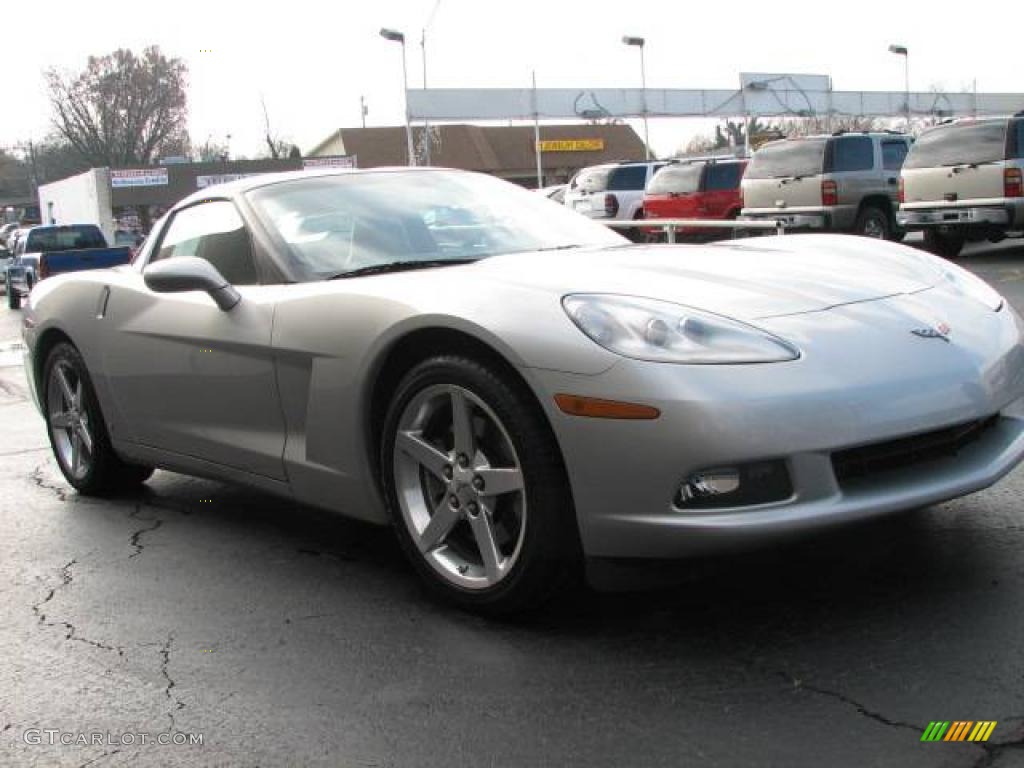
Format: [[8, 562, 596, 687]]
[[562, 294, 800, 364]]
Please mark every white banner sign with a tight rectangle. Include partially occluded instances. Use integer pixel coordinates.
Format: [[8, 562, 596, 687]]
[[111, 168, 169, 188], [303, 156, 357, 169], [407, 87, 1024, 121], [196, 173, 263, 189]]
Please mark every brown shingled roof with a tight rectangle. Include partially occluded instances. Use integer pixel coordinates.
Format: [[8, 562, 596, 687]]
[[311, 123, 648, 173]]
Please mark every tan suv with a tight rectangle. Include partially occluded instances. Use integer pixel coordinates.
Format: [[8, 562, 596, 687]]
[[740, 132, 912, 239], [897, 116, 1024, 258]]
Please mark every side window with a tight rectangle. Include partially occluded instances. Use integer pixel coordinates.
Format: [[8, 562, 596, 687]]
[[608, 165, 649, 191], [155, 201, 258, 285], [882, 141, 909, 171], [830, 137, 875, 173], [704, 163, 743, 191], [1012, 120, 1024, 159]]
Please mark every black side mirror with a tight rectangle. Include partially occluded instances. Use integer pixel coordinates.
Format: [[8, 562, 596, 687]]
[[143, 256, 241, 311]]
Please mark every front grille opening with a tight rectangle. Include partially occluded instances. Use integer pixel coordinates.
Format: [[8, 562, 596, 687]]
[[831, 415, 999, 487]]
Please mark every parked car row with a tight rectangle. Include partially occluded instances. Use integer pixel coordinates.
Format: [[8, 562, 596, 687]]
[[558, 112, 1024, 258], [5, 224, 134, 309]]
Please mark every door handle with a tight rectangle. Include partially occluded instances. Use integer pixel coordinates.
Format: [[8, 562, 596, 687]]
[[886, 178, 898, 185]]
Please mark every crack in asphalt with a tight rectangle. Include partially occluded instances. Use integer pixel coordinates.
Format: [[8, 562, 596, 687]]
[[774, 670, 924, 734], [31, 559, 125, 656], [76, 748, 122, 768], [969, 723, 1024, 767], [30, 465, 68, 502], [159, 635, 186, 733], [128, 504, 164, 559], [0, 446, 49, 456]]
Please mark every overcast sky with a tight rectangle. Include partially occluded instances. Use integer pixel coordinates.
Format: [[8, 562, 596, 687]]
[[2, 0, 1018, 160]]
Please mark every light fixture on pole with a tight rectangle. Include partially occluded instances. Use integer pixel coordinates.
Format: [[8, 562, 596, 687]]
[[888, 44, 910, 126], [622, 35, 650, 161], [380, 27, 416, 166]]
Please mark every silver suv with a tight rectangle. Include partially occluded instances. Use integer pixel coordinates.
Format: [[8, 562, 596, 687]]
[[740, 132, 912, 239], [563, 161, 667, 222], [897, 116, 1024, 258]]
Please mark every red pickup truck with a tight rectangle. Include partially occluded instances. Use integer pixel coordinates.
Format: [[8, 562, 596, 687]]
[[642, 158, 748, 239]]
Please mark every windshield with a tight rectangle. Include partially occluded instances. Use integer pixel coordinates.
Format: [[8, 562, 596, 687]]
[[904, 120, 1008, 168], [647, 165, 702, 195], [745, 139, 826, 179], [248, 170, 624, 279]]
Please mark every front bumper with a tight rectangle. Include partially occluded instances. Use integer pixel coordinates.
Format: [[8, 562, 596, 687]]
[[528, 292, 1024, 559]]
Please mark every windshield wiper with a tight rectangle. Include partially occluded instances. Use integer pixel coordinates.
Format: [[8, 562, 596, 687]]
[[327, 259, 477, 280]]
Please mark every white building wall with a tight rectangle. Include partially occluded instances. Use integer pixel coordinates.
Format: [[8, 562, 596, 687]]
[[37, 168, 116, 245]]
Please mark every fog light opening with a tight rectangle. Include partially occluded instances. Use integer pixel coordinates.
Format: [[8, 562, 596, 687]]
[[674, 460, 793, 511]]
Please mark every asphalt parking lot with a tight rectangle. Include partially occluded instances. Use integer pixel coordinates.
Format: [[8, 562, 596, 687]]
[[3, 239, 1024, 768]]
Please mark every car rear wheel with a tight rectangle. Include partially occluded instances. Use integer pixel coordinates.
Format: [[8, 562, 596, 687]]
[[855, 205, 890, 239], [381, 355, 578, 615], [43, 342, 153, 494], [7, 277, 19, 309], [924, 228, 967, 259]]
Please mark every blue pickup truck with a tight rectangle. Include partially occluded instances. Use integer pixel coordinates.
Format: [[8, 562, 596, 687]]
[[6, 224, 132, 309]]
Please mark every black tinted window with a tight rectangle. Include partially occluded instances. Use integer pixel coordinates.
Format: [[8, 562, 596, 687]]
[[156, 201, 258, 285], [608, 165, 648, 190], [881, 141, 909, 170], [647, 165, 701, 195], [904, 121, 1008, 168], [829, 137, 875, 172], [25, 226, 106, 252], [1012, 120, 1024, 159], [705, 163, 745, 191], [746, 140, 826, 179]]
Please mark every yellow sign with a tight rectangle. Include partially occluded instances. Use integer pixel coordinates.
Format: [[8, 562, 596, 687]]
[[537, 139, 605, 152]]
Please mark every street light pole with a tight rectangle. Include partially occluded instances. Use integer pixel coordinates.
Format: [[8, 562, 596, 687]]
[[622, 36, 650, 161], [380, 28, 416, 166], [421, 29, 430, 165], [889, 44, 910, 127]]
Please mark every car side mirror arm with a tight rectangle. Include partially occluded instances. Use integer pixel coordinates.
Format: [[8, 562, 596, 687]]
[[143, 256, 241, 311]]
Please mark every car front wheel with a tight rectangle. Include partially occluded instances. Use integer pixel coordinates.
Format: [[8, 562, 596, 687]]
[[381, 355, 578, 614], [43, 342, 153, 494]]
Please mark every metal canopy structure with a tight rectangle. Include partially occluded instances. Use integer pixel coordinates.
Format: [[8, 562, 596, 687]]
[[408, 86, 1024, 121]]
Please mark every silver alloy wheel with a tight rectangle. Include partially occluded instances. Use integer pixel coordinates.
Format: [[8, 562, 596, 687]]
[[47, 361, 94, 480], [393, 384, 527, 590]]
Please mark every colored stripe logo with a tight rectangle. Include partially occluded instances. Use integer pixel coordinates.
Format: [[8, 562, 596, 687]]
[[921, 721, 997, 742]]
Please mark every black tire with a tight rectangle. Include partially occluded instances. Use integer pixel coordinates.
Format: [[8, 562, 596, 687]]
[[42, 342, 153, 495], [7, 278, 20, 309], [381, 355, 579, 615], [854, 205, 891, 240], [924, 228, 966, 259]]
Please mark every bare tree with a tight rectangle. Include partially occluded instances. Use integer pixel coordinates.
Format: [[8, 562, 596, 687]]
[[45, 47, 188, 167], [259, 96, 300, 160]]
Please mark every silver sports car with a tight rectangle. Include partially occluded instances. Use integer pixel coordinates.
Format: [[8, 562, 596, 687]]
[[22, 168, 1024, 613]]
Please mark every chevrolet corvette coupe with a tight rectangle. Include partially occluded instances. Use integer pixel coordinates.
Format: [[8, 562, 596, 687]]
[[22, 168, 1024, 612]]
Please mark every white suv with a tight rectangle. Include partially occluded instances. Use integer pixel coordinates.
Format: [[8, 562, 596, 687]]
[[563, 162, 667, 228]]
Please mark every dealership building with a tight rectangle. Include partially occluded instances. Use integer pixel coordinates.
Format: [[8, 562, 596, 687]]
[[307, 123, 647, 186]]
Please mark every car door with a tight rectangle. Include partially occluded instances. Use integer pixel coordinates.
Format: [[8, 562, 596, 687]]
[[101, 199, 286, 480]]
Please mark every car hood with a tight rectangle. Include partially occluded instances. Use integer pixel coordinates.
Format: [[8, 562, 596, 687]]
[[475, 234, 943, 320]]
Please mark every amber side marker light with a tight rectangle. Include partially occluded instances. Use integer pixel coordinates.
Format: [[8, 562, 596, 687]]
[[554, 394, 660, 420]]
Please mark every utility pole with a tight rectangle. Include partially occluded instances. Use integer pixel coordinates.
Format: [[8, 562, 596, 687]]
[[360, 95, 368, 128]]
